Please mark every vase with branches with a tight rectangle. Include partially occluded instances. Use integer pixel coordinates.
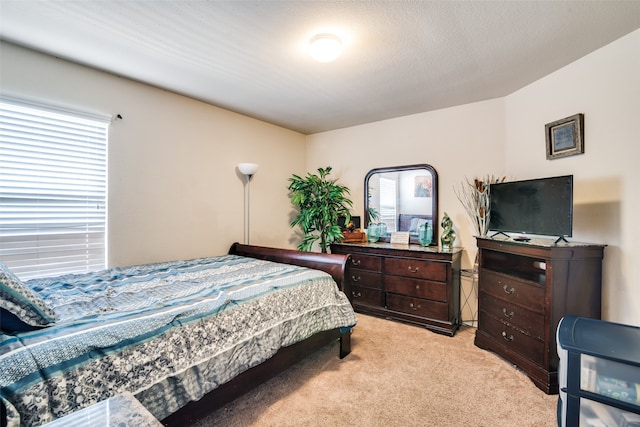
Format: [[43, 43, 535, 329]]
[[288, 166, 353, 253], [454, 175, 506, 237]]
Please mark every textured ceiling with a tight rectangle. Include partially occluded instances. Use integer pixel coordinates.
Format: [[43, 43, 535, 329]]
[[1, 1, 639, 134]]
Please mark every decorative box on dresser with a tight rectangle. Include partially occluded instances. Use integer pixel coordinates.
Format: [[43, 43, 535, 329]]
[[330, 242, 462, 336], [474, 237, 605, 394]]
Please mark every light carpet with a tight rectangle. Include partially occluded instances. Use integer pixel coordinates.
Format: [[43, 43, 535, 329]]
[[193, 314, 558, 426]]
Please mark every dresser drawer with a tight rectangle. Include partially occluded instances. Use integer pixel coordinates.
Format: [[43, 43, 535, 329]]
[[479, 270, 544, 313], [385, 276, 447, 302], [386, 293, 449, 320], [384, 258, 447, 281], [351, 285, 383, 307], [349, 254, 382, 272], [349, 269, 382, 289], [479, 291, 545, 341], [330, 243, 462, 337], [478, 310, 544, 365]]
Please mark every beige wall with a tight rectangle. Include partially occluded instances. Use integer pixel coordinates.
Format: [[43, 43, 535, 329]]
[[504, 29, 640, 325], [1, 41, 307, 267], [306, 98, 506, 269], [2, 28, 638, 326], [308, 29, 640, 326]]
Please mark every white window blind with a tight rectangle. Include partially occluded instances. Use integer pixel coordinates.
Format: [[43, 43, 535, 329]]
[[0, 100, 108, 279], [379, 177, 397, 232]]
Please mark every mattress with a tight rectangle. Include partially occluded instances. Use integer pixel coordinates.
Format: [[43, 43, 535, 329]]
[[0, 255, 356, 426]]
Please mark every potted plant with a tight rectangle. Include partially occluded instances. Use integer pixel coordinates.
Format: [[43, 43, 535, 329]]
[[366, 189, 380, 224], [288, 167, 353, 253]]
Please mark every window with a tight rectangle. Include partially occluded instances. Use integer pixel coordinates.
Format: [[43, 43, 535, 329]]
[[379, 177, 397, 232], [0, 99, 109, 279]]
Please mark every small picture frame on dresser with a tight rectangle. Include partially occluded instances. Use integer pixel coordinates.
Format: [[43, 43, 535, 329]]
[[390, 232, 410, 245]]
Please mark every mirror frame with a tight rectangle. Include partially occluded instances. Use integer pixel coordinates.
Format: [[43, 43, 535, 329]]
[[364, 164, 439, 245]]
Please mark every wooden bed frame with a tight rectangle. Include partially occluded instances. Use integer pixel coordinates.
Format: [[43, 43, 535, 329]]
[[161, 243, 353, 426]]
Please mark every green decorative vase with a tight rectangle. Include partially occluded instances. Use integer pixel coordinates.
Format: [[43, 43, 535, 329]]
[[418, 222, 433, 246], [367, 223, 381, 242], [440, 213, 456, 249]]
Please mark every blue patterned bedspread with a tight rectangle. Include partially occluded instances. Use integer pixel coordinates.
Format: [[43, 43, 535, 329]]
[[0, 255, 356, 426]]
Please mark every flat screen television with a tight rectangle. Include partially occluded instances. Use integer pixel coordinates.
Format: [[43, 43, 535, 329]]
[[489, 175, 573, 241]]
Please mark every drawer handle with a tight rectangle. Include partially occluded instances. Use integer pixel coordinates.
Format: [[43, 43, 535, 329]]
[[352, 291, 362, 298], [415, 284, 420, 291], [409, 302, 421, 311], [351, 259, 361, 266], [503, 285, 515, 295], [502, 308, 514, 319], [501, 331, 514, 342], [351, 275, 361, 283], [407, 266, 419, 273]]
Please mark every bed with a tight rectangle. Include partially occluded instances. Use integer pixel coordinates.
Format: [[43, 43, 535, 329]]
[[0, 243, 356, 426]]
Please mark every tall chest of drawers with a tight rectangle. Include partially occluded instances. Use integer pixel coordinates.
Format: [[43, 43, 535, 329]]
[[474, 237, 605, 394], [330, 242, 462, 336]]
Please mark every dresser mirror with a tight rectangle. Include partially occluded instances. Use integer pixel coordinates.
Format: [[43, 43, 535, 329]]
[[364, 164, 438, 245]]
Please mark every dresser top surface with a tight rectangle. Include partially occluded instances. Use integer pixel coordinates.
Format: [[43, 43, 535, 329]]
[[476, 236, 606, 249], [332, 241, 463, 255]]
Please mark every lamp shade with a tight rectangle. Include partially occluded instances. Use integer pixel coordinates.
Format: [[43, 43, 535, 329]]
[[237, 163, 259, 176], [309, 34, 342, 63]]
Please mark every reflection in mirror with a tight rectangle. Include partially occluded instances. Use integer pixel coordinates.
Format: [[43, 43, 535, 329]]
[[365, 164, 438, 245]]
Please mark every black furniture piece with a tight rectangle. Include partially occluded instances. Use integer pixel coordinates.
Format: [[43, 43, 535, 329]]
[[557, 315, 640, 427]]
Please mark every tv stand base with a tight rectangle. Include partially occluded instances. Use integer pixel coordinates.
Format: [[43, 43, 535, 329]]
[[490, 231, 510, 238]]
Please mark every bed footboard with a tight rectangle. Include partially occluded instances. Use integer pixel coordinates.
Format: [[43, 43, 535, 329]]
[[229, 242, 351, 294], [229, 242, 353, 358], [229, 242, 352, 359]]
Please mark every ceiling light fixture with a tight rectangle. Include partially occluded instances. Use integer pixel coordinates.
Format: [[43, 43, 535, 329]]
[[309, 33, 342, 63]]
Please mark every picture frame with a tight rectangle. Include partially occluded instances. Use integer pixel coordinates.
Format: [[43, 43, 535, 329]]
[[545, 113, 584, 160], [390, 232, 410, 245], [414, 175, 432, 197]]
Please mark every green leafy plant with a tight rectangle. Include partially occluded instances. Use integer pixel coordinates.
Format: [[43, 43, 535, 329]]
[[367, 189, 380, 224], [288, 167, 353, 253]]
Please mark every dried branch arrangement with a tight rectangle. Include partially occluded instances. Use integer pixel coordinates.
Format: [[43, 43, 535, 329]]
[[454, 175, 506, 237]]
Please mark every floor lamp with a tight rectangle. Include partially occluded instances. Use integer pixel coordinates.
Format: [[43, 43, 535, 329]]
[[237, 163, 259, 245]]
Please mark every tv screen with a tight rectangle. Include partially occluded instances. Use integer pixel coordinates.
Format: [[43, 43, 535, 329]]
[[489, 175, 573, 238]]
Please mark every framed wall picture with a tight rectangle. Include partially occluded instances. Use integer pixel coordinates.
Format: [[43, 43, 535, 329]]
[[414, 175, 432, 197], [545, 113, 584, 160]]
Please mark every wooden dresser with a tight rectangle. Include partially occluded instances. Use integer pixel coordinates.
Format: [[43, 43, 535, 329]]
[[474, 237, 605, 394], [330, 242, 462, 336]]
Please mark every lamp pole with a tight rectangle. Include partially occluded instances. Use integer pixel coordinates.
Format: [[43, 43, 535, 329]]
[[237, 163, 259, 245], [244, 173, 253, 244]]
